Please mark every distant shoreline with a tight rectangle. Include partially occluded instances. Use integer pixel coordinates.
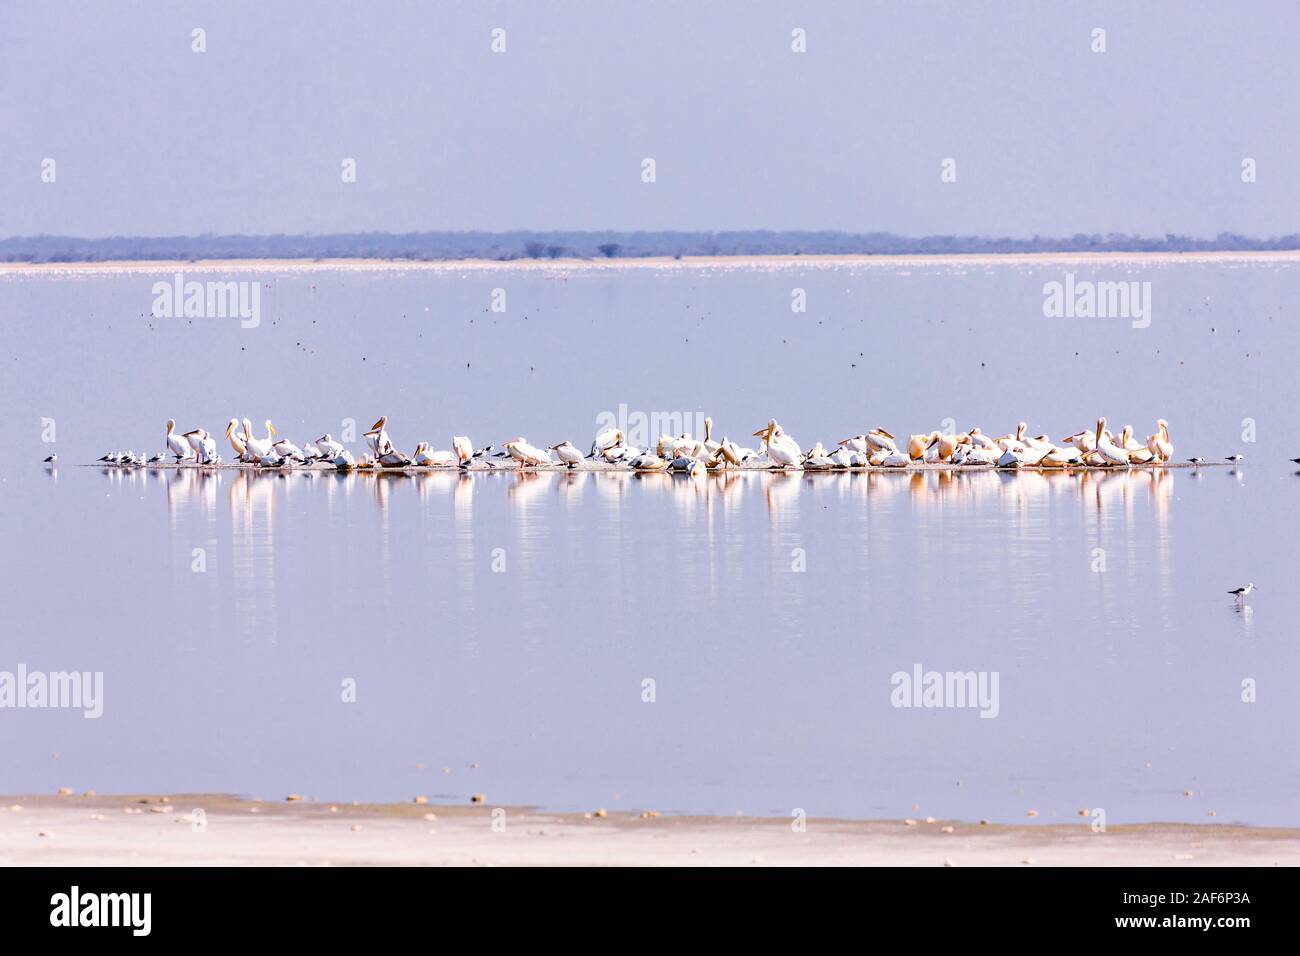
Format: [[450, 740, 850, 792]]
[[5, 793, 1296, 866], [4, 250, 1299, 275]]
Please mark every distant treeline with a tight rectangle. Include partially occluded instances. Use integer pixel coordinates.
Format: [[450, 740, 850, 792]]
[[3, 230, 1298, 263]]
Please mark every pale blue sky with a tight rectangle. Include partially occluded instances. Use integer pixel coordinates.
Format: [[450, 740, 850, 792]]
[[2, 0, 1296, 238]]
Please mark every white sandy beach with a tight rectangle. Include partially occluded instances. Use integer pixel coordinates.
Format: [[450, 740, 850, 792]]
[[2, 795, 1296, 867]]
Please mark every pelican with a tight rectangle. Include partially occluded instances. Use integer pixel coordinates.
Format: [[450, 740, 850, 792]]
[[166, 420, 193, 461], [591, 428, 624, 458], [181, 429, 209, 464], [223, 419, 248, 460], [1122, 427, 1155, 464], [1095, 418, 1130, 466], [702, 417, 720, 457], [334, 450, 357, 470], [379, 448, 412, 468], [1147, 420, 1173, 462], [243, 419, 276, 459], [413, 442, 454, 466], [452, 436, 474, 466], [967, 427, 996, 451], [865, 427, 898, 453], [631, 452, 668, 472], [909, 431, 939, 460], [877, 448, 909, 467], [365, 416, 393, 457], [754, 420, 802, 469], [551, 441, 584, 468], [838, 435, 869, 455], [1040, 444, 1081, 468], [962, 446, 1000, 465], [316, 433, 344, 458], [502, 437, 552, 469], [273, 437, 306, 461], [1062, 429, 1097, 455]]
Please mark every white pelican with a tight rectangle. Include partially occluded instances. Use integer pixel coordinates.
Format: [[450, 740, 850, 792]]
[[194, 430, 218, 464], [502, 437, 552, 469], [838, 435, 869, 455], [877, 449, 909, 468], [302, 442, 322, 460], [1062, 429, 1097, 455], [909, 431, 939, 460], [866, 427, 898, 453], [1121, 427, 1155, 464], [273, 438, 305, 461], [1095, 418, 1131, 466], [410, 443, 451, 466], [316, 433, 344, 458], [365, 416, 393, 457], [591, 428, 624, 458], [452, 436, 474, 466], [754, 420, 802, 469], [551, 441, 583, 468], [166, 420, 193, 461], [243, 419, 276, 459], [334, 450, 357, 469], [702, 417, 720, 457], [631, 452, 668, 472], [967, 427, 996, 451], [223, 419, 248, 460], [1040, 445, 1081, 468], [962, 446, 1000, 465], [379, 448, 412, 468], [1147, 420, 1173, 462]]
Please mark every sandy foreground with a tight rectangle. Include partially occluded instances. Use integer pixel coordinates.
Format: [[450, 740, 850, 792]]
[[1, 795, 1295, 866], [3, 250, 1299, 276]]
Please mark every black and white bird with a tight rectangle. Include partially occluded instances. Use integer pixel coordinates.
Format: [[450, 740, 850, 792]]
[[1225, 454, 1245, 463], [43, 454, 57, 464], [1186, 457, 1206, 465], [1228, 583, 1256, 604]]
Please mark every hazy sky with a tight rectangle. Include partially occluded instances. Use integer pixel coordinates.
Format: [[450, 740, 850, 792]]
[[2, 0, 1296, 238]]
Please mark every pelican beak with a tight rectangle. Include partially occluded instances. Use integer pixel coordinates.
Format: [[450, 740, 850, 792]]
[[269, 423, 277, 437], [224, 422, 234, 439], [370, 418, 385, 430]]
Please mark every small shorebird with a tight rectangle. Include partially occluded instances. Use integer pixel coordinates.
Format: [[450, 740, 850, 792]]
[[43, 453, 57, 464], [1290, 457, 1300, 465], [1228, 583, 1256, 604], [1225, 454, 1245, 463], [1186, 457, 1206, 465]]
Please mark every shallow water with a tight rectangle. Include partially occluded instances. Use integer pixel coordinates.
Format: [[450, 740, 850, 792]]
[[1, 259, 1297, 824]]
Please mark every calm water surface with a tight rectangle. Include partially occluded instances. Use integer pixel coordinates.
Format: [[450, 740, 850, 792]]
[[0, 259, 1297, 824]]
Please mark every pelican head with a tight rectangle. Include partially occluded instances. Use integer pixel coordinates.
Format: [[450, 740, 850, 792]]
[[753, 419, 778, 441], [704, 416, 713, 442], [1096, 417, 1107, 446], [224, 418, 238, 439], [166, 418, 176, 435]]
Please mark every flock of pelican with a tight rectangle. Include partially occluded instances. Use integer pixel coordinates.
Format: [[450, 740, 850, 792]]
[[85, 414, 1216, 474]]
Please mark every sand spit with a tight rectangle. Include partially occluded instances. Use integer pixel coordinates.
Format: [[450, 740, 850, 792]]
[[4, 250, 1300, 278], [1, 794, 1294, 867]]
